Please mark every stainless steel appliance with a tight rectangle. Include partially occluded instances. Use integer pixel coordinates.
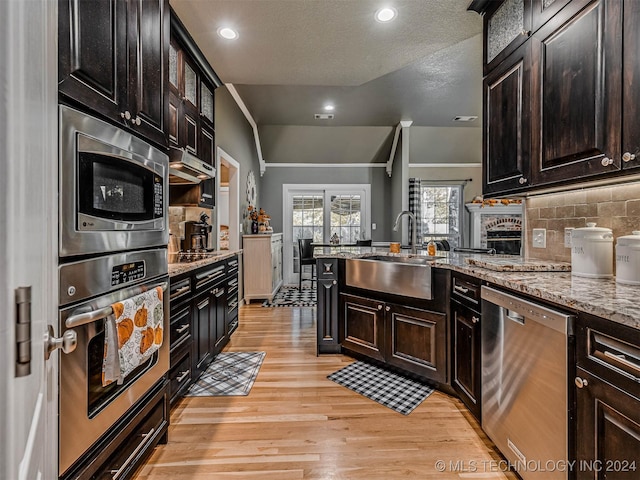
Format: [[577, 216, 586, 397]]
[[57, 249, 169, 476], [168, 147, 215, 184], [59, 105, 169, 258], [481, 286, 574, 480]]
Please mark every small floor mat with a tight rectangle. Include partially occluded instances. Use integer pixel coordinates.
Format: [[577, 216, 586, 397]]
[[327, 361, 434, 415], [187, 351, 265, 396], [262, 286, 316, 307]]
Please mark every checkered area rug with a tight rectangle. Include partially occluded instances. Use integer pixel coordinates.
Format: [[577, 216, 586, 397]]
[[327, 361, 434, 415], [262, 286, 316, 307], [187, 351, 265, 396]]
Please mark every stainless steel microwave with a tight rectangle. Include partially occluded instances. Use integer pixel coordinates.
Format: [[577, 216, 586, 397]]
[[59, 105, 169, 258]]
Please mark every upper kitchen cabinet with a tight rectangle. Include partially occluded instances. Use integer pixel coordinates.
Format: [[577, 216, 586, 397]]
[[483, 41, 535, 195], [529, 0, 622, 186], [622, 0, 640, 171], [58, 0, 169, 148], [472, 0, 532, 74], [169, 12, 222, 166]]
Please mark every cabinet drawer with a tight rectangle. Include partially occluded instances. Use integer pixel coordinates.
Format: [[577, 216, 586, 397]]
[[577, 313, 640, 400], [451, 274, 481, 308], [169, 277, 192, 309], [226, 256, 239, 276], [195, 263, 226, 291], [169, 305, 191, 350], [169, 348, 192, 403]]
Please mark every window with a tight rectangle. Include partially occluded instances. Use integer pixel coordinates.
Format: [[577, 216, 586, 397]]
[[412, 180, 463, 248], [330, 194, 361, 243]]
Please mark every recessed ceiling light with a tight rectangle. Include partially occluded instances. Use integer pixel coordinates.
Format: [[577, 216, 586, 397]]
[[453, 116, 478, 122], [375, 7, 397, 23], [218, 27, 238, 40], [324, 104, 335, 111]]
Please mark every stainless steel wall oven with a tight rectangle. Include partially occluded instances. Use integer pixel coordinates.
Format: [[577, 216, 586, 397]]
[[57, 249, 169, 476], [59, 105, 168, 258]]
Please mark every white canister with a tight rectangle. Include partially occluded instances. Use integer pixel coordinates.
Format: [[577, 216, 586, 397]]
[[571, 223, 613, 278], [616, 231, 640, 285]]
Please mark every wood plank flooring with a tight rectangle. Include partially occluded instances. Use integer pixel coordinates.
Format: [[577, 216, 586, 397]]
[[136, 304, 517, 479]]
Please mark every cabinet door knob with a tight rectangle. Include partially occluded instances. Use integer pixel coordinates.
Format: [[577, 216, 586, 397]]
[[332, 280, 337, 285], [521, 29, 531, 36], [518, 177, 527, 185], [574, 376, 588, 389], [601, 157, 614, 166], [622, 152, 636, 162], [120, 110, 131, 121], [385, 306, 390, 312], [134, 116, 142, 126], [377, 305, 383, 310], [472, 316, 480, 324]]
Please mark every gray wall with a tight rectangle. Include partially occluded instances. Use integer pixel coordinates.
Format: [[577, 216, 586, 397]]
[[409, 126, 481, 163], [259, 125, 394, 164], [215, 86, 262, 230], [389, 135, 404, 242], [260, 166, 391, 241]]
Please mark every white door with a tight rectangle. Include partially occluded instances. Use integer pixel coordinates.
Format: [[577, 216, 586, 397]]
[[1, 1, 58, 479], [282, 184, 371, 286]]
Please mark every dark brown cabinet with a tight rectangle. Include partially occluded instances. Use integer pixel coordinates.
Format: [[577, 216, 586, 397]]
[[622, 0, 640, 172], [483, 40, 534, 194], [575, 313, 640, 479], [530, 0, 622, 186], [317, 259, 341, 354], [340, 293, 447, 383], [59, 0, 169, 148], [386, 303, 447, 384], [340, 294, 386, 363], [450, 273, 482, 421]]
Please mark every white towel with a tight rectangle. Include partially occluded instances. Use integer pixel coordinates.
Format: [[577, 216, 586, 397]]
[[102, 286, 164, 386]]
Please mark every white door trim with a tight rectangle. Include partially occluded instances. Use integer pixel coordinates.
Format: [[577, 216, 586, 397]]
[[216, 147, 241, 251], [282, 184, 371, 286]]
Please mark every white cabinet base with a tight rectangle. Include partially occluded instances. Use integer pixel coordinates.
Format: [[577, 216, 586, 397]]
[[242, 234, 283, 303]]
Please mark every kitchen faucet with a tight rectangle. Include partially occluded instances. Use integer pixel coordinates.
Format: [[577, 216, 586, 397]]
[[392, 210, 417, 254]]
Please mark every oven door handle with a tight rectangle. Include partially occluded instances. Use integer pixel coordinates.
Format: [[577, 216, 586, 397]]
[[65, 281, 168, 328]]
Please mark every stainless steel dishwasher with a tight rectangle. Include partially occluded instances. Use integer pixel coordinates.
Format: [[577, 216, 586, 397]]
[[481, 286, 574, 480]]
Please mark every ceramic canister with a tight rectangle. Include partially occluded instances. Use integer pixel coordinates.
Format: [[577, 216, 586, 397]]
[[616, 231, 640, 285], [571, 223, 614, 278]]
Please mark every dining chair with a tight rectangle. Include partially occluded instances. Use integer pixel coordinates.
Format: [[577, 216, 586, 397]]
[[298, 238, 316, 290]]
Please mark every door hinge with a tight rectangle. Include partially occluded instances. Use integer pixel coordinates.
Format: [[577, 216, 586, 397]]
[[15, 286, 32, 377]]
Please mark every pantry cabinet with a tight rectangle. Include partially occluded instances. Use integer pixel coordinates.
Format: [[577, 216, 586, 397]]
[[58, 0, 169, 148]]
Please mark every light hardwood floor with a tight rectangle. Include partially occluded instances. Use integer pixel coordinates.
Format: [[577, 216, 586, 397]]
[[136, 304, 517, 480]]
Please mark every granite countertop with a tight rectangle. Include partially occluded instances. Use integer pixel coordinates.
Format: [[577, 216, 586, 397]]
[[315, 247, 640, 331], [168, 249, 241, 277]]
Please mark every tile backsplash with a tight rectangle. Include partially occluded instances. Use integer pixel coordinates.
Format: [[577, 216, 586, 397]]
[[525, 182, 640, 262]]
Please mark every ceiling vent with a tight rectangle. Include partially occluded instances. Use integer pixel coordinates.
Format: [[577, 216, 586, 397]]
[[314, 113, 334, 120], [453, 116, 478, 122]]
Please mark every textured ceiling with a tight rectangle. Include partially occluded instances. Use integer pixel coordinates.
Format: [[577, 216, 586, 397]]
[[170, 0, 483, 127]]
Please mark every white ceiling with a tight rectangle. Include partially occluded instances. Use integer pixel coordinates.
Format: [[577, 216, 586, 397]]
[[170, 0, 483, 127]]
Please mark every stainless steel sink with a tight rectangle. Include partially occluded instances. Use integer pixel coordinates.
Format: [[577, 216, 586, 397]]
[[346, 255, 435, 299]]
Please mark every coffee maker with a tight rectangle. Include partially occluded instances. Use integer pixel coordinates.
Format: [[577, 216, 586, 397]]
[[181, 213, 212, 251]]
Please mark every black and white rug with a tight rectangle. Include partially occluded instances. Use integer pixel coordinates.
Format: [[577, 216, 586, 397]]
[[327, 361, 434, 415], [262, 286, 316, 307], [187, 351, 265, 396]]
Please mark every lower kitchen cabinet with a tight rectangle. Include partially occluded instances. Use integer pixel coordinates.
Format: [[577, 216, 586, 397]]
[[339, 292, 447, 383], [575, 313, 640, 478], [192, 277, 226, 380], [450, 272, 482, 421], [386, 303, 447, 384], [340, 293, 386, 362]]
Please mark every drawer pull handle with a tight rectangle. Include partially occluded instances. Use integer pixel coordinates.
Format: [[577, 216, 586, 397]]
[[603, 351, 640, 376], [177, 370, 190, 383], [171, 285, 190, 299], [454, 285, 469, 294], [110, 427, 156, 479], [176, 324, 189, 334], [574, 376, 588, 389]]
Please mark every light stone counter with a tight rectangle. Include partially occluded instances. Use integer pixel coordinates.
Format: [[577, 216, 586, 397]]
[[314, 247, 640, 331], [168, 250, 241, 277]]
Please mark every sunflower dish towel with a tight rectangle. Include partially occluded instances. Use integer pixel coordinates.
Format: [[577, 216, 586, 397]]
[[102, 287, 164, 386]]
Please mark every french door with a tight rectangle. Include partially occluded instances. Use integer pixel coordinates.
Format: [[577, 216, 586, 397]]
[[283, 184, 371, 286]]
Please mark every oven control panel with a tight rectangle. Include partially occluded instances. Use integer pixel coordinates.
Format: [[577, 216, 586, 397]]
[[111, 261, 145, 286]]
